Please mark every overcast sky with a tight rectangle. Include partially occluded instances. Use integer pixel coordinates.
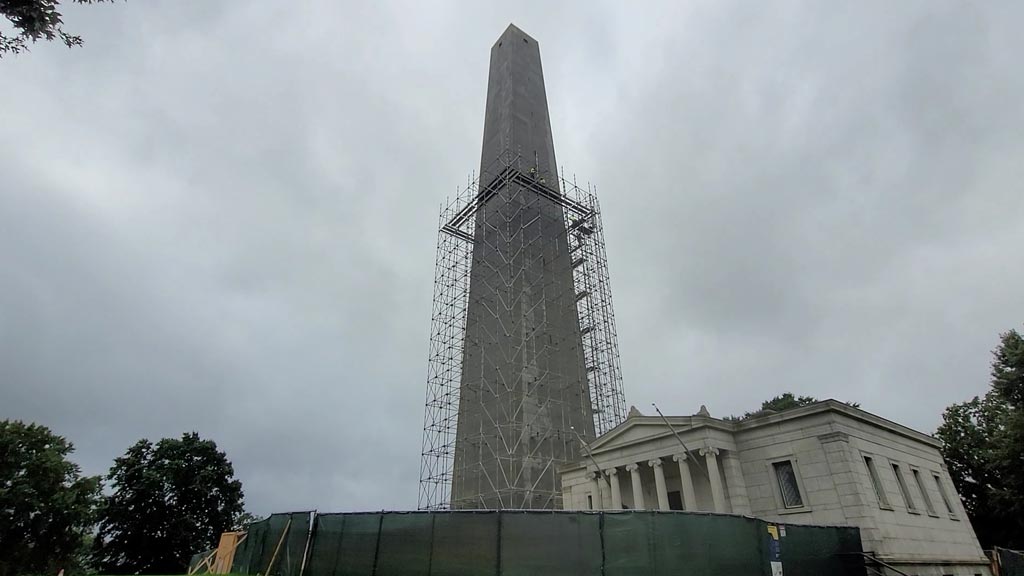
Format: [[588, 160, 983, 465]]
[[2, 1, 1022, 515]]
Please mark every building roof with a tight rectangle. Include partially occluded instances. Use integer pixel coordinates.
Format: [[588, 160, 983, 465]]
[[587, 399, 941, 453]]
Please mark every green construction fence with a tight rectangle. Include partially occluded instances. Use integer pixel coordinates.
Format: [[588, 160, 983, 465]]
[[231, 511, 314, 576], [229, 510, 864, 576], [995, 547, 1024, 576]]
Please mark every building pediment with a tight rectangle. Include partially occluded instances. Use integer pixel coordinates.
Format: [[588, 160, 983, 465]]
[[592, 421, 671, 449], [590, 415, 733, 453]]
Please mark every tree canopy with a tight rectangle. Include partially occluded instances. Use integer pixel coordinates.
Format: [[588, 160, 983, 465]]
[[0, 420, 102, 576], [937, 327, 1024, 548], [728, 392, 859, 420], [92, 432, 245, 574], [0, 0, 115, 57]]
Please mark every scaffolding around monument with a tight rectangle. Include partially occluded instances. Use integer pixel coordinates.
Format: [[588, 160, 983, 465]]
[[418, 153, 626, 511], [564, 175, 627, 439], [417, 173, 476, 512]]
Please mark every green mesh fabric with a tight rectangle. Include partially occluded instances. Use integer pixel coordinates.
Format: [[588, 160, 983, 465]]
[[255, 514, 292, 575], [275, 512, 313, 576], [375, 512, 435, 576], [654, 512, 762, 575], [603, 512, 764, 576], [777, 523, 864, 576], [305, 513, 346, 576], [998, 548, 1024, 576], [335, 513, 382, 576], [233, 517, 270, 574], [603, 512, 653, 575], [230, 531, 251, 574], [235, 512, 313, 576], [499, 511, 602, 576], [430, 511, 499, 576], [188, 549, 214, 574], [218, 509, 867, 576]]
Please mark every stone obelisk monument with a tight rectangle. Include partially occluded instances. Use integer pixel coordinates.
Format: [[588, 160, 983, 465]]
[[450, 24, 596, 510]]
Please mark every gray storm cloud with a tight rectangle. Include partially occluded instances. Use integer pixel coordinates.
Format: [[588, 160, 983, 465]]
[[1, 1, 1022, 514]]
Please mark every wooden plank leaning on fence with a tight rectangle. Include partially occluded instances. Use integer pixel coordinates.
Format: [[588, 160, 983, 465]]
[[260, 517, 293, 576], [187, 531, 248, 575], [213, 531, 247, 574], [188, 550, 217, 576]]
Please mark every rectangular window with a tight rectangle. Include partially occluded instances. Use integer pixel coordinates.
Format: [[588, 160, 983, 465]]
[[668, 490, 684, 511], [587, 494, 594, 510], [864, 456, 890, 508], [773, 460, 804, 508], [912, 469, 937, 515], [934, 473, 957, 517], [892, 463, 917, 512]]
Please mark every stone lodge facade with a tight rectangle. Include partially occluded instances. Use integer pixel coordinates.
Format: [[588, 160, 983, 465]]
[[559, 400, 991, 576]]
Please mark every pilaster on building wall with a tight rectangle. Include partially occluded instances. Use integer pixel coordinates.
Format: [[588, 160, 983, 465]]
[[818, 432, 881, 541], [721, 449, 752, 516], [558, 400, 992, 576]]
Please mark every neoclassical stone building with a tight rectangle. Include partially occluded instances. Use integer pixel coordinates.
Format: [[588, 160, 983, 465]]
[[559, 400, 991, 576]]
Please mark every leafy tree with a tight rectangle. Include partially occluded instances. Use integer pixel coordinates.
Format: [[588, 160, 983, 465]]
[[937, 328, 1024, 548], [0, 420, 102, 576], [92, 432, 245, 574], [232, 510, 264, 531], [727, 392, 860, 420], [992, 329, 1024, 406], [748, 393, 820, 417], [1, 0, 116, 57]]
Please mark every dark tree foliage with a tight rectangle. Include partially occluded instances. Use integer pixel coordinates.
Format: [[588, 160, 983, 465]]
[[92, 432, 245, 574], [727, 392, 860, 420], [0, 420, 102, 576], [748, 393, 820, 417], [937, 328, 1024, 548], [232, 511, 264, 532], [0, 0, 115, 57]]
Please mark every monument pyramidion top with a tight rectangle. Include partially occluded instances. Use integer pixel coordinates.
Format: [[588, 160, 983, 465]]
[[479, 23, 559, 190]]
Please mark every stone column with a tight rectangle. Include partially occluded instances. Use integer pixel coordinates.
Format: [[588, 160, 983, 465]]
[[672, 453, 698, 511], [589, 471, 601, 510], [606, 467, 622, 509], [701, 445, 727, 513], [600, 476, 613, 509], [627, 463, 645, 510], [648, 458, 670, 511]]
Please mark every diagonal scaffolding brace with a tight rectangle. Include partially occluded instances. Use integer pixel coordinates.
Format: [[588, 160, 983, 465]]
[[418, 152, 626, 511]]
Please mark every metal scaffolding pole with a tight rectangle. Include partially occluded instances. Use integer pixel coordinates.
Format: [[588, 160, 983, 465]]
[[418, 152, 626, 511]]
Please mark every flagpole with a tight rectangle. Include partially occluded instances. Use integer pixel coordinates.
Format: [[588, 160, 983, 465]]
[[651, 403, 707, 475], [570, 426, 610, 508]]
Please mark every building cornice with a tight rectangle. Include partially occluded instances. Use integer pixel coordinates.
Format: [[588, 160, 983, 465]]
[[735, 400, 941, 448], [587, 399, 940, 451]]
